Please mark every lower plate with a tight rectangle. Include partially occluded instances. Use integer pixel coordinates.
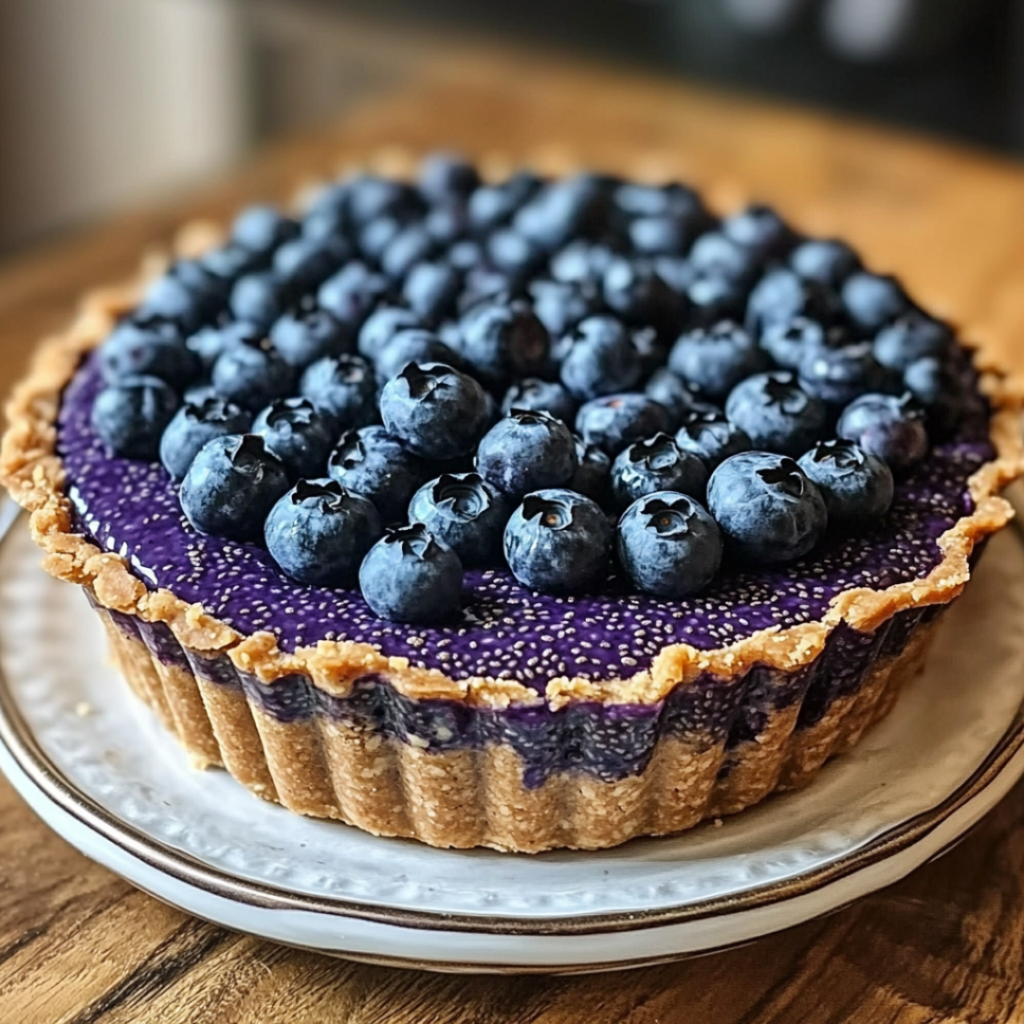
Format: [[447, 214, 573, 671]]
[[1, 506, 1023, 973]]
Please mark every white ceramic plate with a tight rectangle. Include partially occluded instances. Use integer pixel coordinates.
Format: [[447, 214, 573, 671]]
[[1, 503, 1024, 973]]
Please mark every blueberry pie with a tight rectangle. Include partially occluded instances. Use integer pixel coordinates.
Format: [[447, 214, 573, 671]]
[[3, 153, 1022, 852]]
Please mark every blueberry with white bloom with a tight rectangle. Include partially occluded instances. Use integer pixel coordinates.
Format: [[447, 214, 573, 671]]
[[668, 321, 769, 402], [724, 371, 828, 457], [252, 397, 336, 481], [160, 395, 252, 480], [475, 410, 579, 499], [611, 434, 708, 511], [92, 376, 179, 460], [300, 353, 378, 430], [575, 393, 671, 455], [837, 392, 930, 477], [408, 473, 511, 566], [798, 440, 894, 525]]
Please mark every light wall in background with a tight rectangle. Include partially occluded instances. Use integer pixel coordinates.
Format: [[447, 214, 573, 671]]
[[0, 0, 251, 250]]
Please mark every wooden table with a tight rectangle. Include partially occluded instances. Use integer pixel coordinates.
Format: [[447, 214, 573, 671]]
[[4, 34, 1024, 1024]]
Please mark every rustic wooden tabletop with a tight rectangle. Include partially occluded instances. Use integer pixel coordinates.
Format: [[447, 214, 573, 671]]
[[4, 33, 1024, 1024]]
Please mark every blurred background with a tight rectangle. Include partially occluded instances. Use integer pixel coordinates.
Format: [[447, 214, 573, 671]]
[[0, 0, 1020, 255]]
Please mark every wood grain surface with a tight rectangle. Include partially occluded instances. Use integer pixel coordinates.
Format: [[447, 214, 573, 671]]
[[4, 28, 1024, 1023]]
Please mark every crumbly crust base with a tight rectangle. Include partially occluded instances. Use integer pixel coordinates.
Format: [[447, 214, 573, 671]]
[[2, 190, 1022, 851]]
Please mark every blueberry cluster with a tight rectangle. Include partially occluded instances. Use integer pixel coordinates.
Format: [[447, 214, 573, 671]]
[[90, 154, 971, 623]]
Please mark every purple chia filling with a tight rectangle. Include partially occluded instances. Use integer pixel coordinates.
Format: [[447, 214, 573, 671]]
[[60, 351, 991, 687]]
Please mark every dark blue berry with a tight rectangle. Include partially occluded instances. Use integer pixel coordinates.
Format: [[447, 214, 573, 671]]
[[358, 524, 463, 623], [187, 321, 261, 373], [513, 175, 607, 252], [408, 472, 511, 566], [722, 204, 795, 259], [456, 301, 549, 387], [328, 426, 428, 522], [797, 341, 890, 406], [358, 216, 402, 263], [231, 205, 299, 257], [138, 263, 223, 333], [357, 306, 423, 361], [601, 257, 683, 333], [759, 316, 828, 370], [614, 182, 704, 219], [374, 329, 462, 383], [559, 315, 641, 400], [380, 362, 489, 460], [569, 438, 612, 505], [270, 307, 353, 369], [501, 379, 576, 423], [837, 392, 929, 477], [550, 240, 617, 285], [675, 413, 752, 470], [300, 353, 378, 430], [448, 239, 484, 271], [475, 410, 579, 499], [873, 312, 953, 371], [707, 452, 827, 564], [668, 321, 769, 401], [211, 334, 297, 412], [575, 393, 671, 455], [381, 225, 436, 281], [265, 479, 382, 587], [180, 434, 290, 541], [725, 371, 828, 457], [402, 261, 462, 323], [798, 440, 894, 525], [425, 203, 470, 246], [745, 268, 840, 339], [790, 239, 860, 287], [200, 244, 264, 283], [644, 368, 702, 429], [346, 175, 421, 227], [487, 229, 546, 280], [273, 236, 347, 294], [318, 262, 390, 328], [903, 356, 963, 437], [611, 434, 708, 511], [503, 489, 612, 594], [91, 376, 179, 460], [842, 272, 911, 333], [100, 317, 198, 389], [617, 491, 722, 598], [685, 272, 749, 328], [689, 232, 761, 282], [529, 279, 600, 341], [160, 396, 252, 480], [229, 271, 286, 330], [419, 152, 479, 202], [252, 397, 336, 481]]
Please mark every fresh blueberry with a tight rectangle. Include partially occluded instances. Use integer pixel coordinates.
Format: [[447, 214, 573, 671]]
[[614, 181, 705, 220], [685, 272, 749, 328], [381, 225, 436, 281], [211, 334, 297, 412], [318, 262, 390, 327], [357, 306, 423, 361], [358, 216, 403, 263], [466, 171, 542, 234], [842, 272, 911, 333], [229, 271, 287, 330], [550, 239, 617, 285], [724, 371, 828, 458], [425, 203, 470, 246], [601, 257, 683, 333], [179, 434, 290, 541], [380, 362, 490, 460], [346, 175, 421, 227], [186, 320, 261, 373], [231, 205, 299, 257], [873, 312, 954, 371], [745, 268, 841, 339], [707, 452, 827, 564], [798, 440, 894, 525], [458, 266, 522, 314], [722, 204, 795, 259], [675, 413, 752, 470], [402, 260, 462, 323], [797, 341, 890, 406], [200, 244, 264, 282], [447, 238, 485, 271], [270, 306, 353, 368], [790, 238, 861, 287], [91, 376, 179, 460], [252, 397, 336, 481], [374, 329, 462, 383], [644, 368, 702, 429], [408, 472, 511, 566], [569, 438, 612, 505], [529, 279, 600, 340], [559, 315, 641, 400], [689, 232, 761, 283], [273, 236, 347, 295], [475, 410, 579, 499], [628, 211, 703, 257], [503, 489, 613, 594], [501, 379, 577, 422], [300, 353, 378, 429], [616, 491, 722, 598], [651, 255, 695, 294], [301, 196, 351, 243], [328, 426, 428, 522], [358, 523, 463, 623], [487, 228, 546, 280], [837, 392, 930, 477], [138, 261, 226, 332], [265, 478, 382, 587], [419, 152, 480, 202], [160, 396, 252, 480], [668, 321, 769, 402], [513, 175, 608, 252], [456, 301, 549, 387], [759, 316, 828, 370], [611, 434, 708, 511], [100, 316, 198, 389], [903, 356, 963, 437], [575, 393, 671, 455]]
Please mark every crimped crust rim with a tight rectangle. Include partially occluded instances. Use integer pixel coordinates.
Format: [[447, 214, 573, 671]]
[[3, 229, 1022, 711]]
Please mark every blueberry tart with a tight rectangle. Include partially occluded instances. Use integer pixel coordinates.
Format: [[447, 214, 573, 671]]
[[3, 154, 1022, 852]]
